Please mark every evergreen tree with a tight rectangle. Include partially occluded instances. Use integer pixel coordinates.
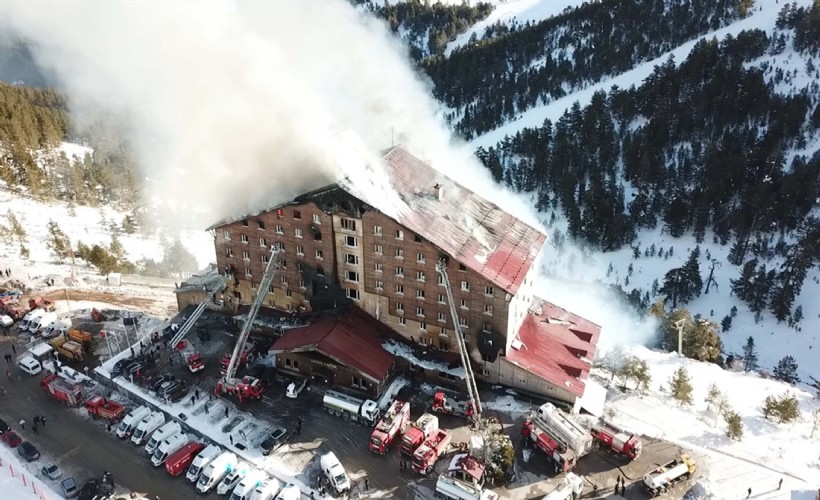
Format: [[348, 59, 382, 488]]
[[792, 305, 803, 325], [724, 410, 743, 440], [731, 259, 757, 302], [773, 356, 800, 384], [668, 367, 694, 405], [619, 356, 651, 392], [163, 239, 199, 277], [683, 247, 703, 299], [762, 392, 801, 423], [721, 315, 732, 332], [748, 263, 775, 313], [6, 210, 27, 245], [684, 319, 723, 363], [46, 220, 71, 262], [741, 337, 759, 372]]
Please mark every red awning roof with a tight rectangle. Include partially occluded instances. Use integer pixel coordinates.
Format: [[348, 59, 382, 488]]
[[269, 308, 395, 382], [505, 298, 601, 397]]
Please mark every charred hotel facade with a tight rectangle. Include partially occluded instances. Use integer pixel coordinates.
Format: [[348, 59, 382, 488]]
[[205, 147, 602, 413]]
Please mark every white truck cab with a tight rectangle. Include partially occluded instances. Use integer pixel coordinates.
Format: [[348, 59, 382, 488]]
[[196, 451, 237, 493], [145, 421, 182, 455], [19, 309, 45, 332], [131, 411, 165, 445], [116, 405, 151, 439], [320, 452, 351, 494], [249, 479, 281, 500], [186, 444, 222, 483], [151, 432, 188, 466], [230, 470, 267, 500], [31, 312, 58, 335]]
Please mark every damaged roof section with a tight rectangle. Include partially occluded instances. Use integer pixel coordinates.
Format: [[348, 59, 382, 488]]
[[505, 298, 602, 397], [174, 264, 226, 294]]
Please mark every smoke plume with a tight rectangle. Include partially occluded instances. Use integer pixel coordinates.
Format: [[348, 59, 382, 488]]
[[2, 0, 534, 229]]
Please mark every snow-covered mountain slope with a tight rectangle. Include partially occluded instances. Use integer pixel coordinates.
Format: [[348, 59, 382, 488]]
[[444, 0, 587, 56], [468, 0, 819, 150]]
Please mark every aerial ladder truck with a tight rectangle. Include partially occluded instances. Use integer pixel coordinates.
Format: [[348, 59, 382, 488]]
[[168, 281, 227, 350], [215, 249, 281, 403]]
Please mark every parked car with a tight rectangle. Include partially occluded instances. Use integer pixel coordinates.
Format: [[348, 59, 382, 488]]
[[0, 314, 13, 329], [285, 378, 307, 399], [260, 427, 289, 456], [1, 431, 22, 448], [148, 374, 176, 392], [111, 358, 134, 377], [78, 478, 99, 500], [0, 417, 10, 434], [17, 356, 43, 376], [41, 463, 62, 480], [61, 477, 79, 498], [17, 441, 40, 461]]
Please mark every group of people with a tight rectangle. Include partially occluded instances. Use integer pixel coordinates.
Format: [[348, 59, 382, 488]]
[[18, 415, 47, 434]]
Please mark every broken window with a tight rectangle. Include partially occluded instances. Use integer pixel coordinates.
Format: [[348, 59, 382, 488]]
[[346, 288, 360, 300], [341, 218, 357, 231], [293, 210, 301, 220], [414, 234, 423, 243], [242, 219, 249, 227], [317, 265, 325, 276], [483, 322, 492, 332], [257, 220, 265, 230], [314, 231, 322, 241], [345, 270, 359, 282], [458, 263, 467, 272]]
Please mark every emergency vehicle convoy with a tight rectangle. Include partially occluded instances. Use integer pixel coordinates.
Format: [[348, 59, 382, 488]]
[[369, 400, 410, 454], [401, 413, 439, 456]]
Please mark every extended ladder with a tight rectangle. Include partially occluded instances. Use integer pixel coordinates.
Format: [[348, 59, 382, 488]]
[[169, 280, 226, 348]]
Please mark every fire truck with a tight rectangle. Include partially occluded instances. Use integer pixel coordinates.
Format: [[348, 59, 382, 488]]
[[432, 390, 474, 419], [401, 413, 439, 456], [176, 339, 205, 373], [40, 373, 84, 406], [412, 428, 452, 474], [534, 403, 593, 458], [214, 250, 277, 402], [642, 455, 697, 497], [543, 473, 584, 500], [521, 418, 576, 473], [369, 400, 410, 454], [84, 395, 126, 421], [590, 423, 642, 460]]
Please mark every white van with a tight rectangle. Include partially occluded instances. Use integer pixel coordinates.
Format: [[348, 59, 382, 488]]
[[32, 312, 58, 335], [0, 315, 13, 328], [116, 406, 151, 439], [151, 432, 188, 467], [19, 309, 45, 332], [145, 421, 182, 455], [131, 411, 165, 445], [230, 470, 267, 500], [217, 465, 248, 495], [249, 479, 281, 500], [42, 318, 71, 339], [196, 451, 237, 493], [320, 452, 350, 494], [275, 483, 301, 500], [18, 356, 42, 376], [186, 444, 222, 483]]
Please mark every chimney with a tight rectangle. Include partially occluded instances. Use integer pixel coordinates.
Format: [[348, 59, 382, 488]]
[[434, 183, 442, 201]]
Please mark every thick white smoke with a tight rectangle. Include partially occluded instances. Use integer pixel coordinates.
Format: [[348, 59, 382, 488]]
[[2, 0, 534, 229]]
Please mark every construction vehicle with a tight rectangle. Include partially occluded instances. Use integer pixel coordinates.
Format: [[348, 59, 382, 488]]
[[49, 337, 86, 362], [215, 250, 278, 401], [175, 339, 205, 373], [435, 474, 499, 500], [535, 403, 593, 458], [322, 390, 380, 426], [28, 297, 55, 312], [66, 329, 94, 350], [521, 418, 576, 473], [40, 373, 84, 406], [1, 296, 29, 320], [401, 413, 439, 456], [642, 455, 697, 497], [130, 411, 165, 445], [590, 423, 642, 460], [412, 428, 453, 474], [84, 395, 126, 421], [432, 390, 474, 419], [542, 472, 584, 500], [370, 400, 410, 454], [90, 308, 107, 322]]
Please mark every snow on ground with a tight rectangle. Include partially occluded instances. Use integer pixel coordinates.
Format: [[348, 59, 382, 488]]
[[377, 375, 410, 409], [445, 0, 588, 56], [56, 141, 93, 162], [601, 346, 820, 499], [0, 441, 65, 500], [468, 0, 816, 150], [482, 395, 530, 416], [382, 339, 466, 379]]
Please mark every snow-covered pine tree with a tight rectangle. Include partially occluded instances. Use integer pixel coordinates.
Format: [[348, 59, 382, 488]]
[[724, 410, 743, 440], [668, 367, 693, 405], [773, 355, 800, 384], [741, 336, 758, 372]]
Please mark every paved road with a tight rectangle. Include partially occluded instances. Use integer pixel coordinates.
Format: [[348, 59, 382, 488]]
[[0, 338, 205, 499]]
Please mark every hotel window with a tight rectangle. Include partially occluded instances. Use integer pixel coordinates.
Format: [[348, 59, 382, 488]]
[[395, 248, 404, 259], [460, 299, 469, 309], [223, 230, 231, 240], [259, 237, 266, 247], [459, 317, 468, 327], [345, 253, 359, 265], [396, 302, 404, 312], [414, 234, 423, 243], [461, 281, 470, 292], [395, 229, 404, 240], [484, 286, 494, 296], [375, 280, 384, 290], [437, 312, 446, 323], [344, 235, 358, 247], [296, 245, 304, 255], [275, 225, 284, 234], [438, 274, 445, 286], [240, 234, 249, 243], [225, 248, 233, 258], [244, 268, 251, 277], [346, 288, 360, 300], [374, 244, 383, 255], [345, 270, 359, 282], [242, 251, 250, 260], [419, 322, 427, 332], [281, 276, 288, 285], [374, 225, 383, 236], [315, 250, 324, 260], [299, 279, 306, 289], [416, 307, 425, 317], [261, 254, 269, 264], [395, 267, 404, 277], [341, 218, 357, 231], [257, 220, 265, 230], [312, 214, 321, 224], [416, 289, 425, 299], [294, 228, 303, 238], [293, 210, 301, 219], [296, 262, 303, 271], [483, 322, 492, 333], [375, 262, 383, 273], [484, 305, 493, 316], [242, 219, 249, 227], [437, 294, 446, 304], [458, 263, 467, 272], [395, 284, 404, 294], [398, 317, 406, 326], [416, 271, 426, 282], [417, 253, 425, 263]]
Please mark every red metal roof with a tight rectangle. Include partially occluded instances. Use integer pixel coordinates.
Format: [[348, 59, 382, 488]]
[[374, 147, 546, 295], [269, 308, 395, 382], [504, 298, 601, 397]]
